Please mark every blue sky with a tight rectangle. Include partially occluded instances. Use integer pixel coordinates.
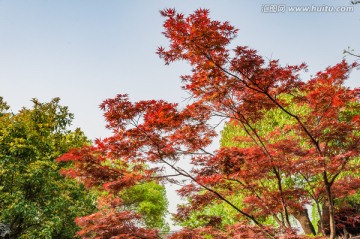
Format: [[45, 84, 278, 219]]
[[1, 1, 359, 139], [1, 0, 359, 229]]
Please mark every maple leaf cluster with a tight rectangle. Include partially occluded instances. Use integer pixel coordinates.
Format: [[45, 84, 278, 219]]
[[74, 196, 159, 239], [58, 8, 360, 239]]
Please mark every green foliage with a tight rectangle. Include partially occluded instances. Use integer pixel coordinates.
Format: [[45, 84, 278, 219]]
[[89, 158, 170, 231], [120, 181, 169, 232], [179, 194, 243, 228], [0, 98, 96, 239], [311, 203, 320, 233], [221, 94, 308, 148]]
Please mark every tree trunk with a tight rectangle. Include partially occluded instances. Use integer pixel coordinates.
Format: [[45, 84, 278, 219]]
[[321, 200, 330, 236], [321, 198, 337, 238], [326, 185, 337, 239], [294, 207, 316, 236], [322, 172, 336, 239]]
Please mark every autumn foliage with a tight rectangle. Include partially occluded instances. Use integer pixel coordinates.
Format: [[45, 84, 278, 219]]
[[74, 196, 159, 239], [58, 9, 360, 239]]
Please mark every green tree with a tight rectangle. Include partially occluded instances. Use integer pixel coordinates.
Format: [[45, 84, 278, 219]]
[[0, 97, 96, 239], [120, 181, 169, 231]]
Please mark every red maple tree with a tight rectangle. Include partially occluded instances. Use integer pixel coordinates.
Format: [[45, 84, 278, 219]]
[[58, 9, 360, 239]]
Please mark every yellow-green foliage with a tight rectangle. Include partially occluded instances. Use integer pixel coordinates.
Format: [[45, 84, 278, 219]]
[[0, 98, 96, 239]]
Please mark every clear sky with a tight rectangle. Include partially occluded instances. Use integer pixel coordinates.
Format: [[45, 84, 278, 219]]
[[1, 0, 359, 229]]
